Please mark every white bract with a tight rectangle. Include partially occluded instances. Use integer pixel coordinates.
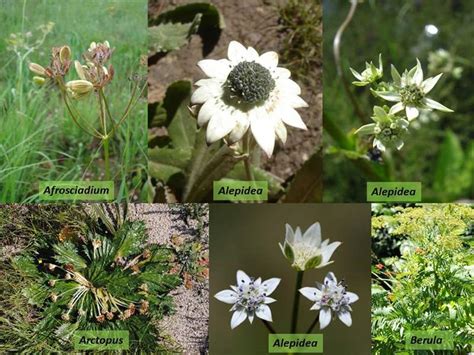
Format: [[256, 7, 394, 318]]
[[374, 59, 453, 121], [350, 54, 383, 86], [191, 40, 308, 157], [299, 272, 359, 329], [279, 223, 341, 271], [214, 270, 280, 329]]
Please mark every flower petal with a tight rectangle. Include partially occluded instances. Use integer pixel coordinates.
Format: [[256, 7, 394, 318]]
[[256, 304, 273, 322], [405, 106, 419, 121], [277, 78, 302, 96], [421, 73, 442, 94], [279, 106, 307, 130], [324, 272, 337, 286], [299, 287, 322, 302], [321, 241, 342, 265], [349, 67, 363, 81], [197, 59, 231, 80], [248, 310, 255, 324], [236, 270, 252, 287], [310, 302, 321, 311], [246, 46, 259, 61], [413, 58, 423, 86], [258, 51, 279, 69], [274, 118, 288, 144], [346, 292, 359, 304], [285, 224, 295, 244], [261, 278, 281, 296], [230, 308, 248, 329], [227, 111, 250, 144], [274, 67, 291, 79], [250, 112, 275, 157], [197, 99, 218, 126], [319, 308, 332, 329], [285, 95, 309, 108], [354, 123, 376, 136], [214, 290, 238, 304], [206, 111, 237, 143], [389, 102, 404, 115], [337, 309, 353, 327], [373, 139, 386, 152], [303, 222, 321, 246], [191, 85, 219, 104], [294, 227, 303, 243], [264, 297, 277, 304], [227, 41, 247, 62], [423, 98, 453, 112], [374, 91, 401, 102]]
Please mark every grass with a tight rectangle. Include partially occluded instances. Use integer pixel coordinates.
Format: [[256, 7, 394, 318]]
[[0, 0, 147, 202]]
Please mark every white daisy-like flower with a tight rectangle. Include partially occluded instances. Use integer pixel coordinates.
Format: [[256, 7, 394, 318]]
[[299, 272, 359, 329], [374, 59, 453, 121], [191, 40, 308, 157], [214, 270, 280, 329], [279, 222, 341, 271]]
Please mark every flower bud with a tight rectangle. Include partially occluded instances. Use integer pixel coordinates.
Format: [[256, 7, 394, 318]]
[[59, 46, 71, 64], [48, 279, 56, 287], [104, 40, 110, 48], [48, 263, 57, 271], [66, 80, 93, 95], [29, 63, 46, 76], [65, 273, 72, 280], [50, 293, 58, 302], [33, 76, 46, 86], [89, 42, 97, 51], [61, 313, 70, 321], [74, 60, 86, 80]]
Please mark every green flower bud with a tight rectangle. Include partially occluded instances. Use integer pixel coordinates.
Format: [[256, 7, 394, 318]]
[[33, 76, 46, 86], [66, 80, 93, 95], [29, 63, 46, 76]]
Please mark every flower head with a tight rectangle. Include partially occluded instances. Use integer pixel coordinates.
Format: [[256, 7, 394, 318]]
[[66, 79, 94, 99], [279, 222, 341, 271], [214, 270, 280, 329], [350, 54, 383, 86], [355, 106, 409, 151], [374, 59, 453, 120], [299, 272, 359, 329], [191, 40, 308, 157]]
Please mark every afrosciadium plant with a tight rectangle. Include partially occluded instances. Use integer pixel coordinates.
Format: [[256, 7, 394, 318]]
[[11, 207, 181, 352]]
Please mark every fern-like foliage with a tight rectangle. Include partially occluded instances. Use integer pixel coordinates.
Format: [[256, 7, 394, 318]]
[[12, 207, 182, 352]]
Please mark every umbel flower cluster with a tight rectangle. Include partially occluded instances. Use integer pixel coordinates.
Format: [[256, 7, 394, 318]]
[[191, 41, 308, 157], [352, 56, 453, 151], [215, 222, 358, 330]]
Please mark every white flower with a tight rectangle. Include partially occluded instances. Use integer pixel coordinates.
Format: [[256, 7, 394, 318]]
[[214, 270, 280, 329], [374, 59, 453, 121], [350, 54, 383, 86], [299, 272, 359, 329], [279, 223, 341, 271], [191, 40, 308, 157]]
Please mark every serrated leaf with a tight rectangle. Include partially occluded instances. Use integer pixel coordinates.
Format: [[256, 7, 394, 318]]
[[148, 14, 201, 54], [151, 3, 224, 30], [11, 255, 40, 278], [282, 150, 323, 202], [53, 242, 87, 270], [23, 282, 49, 306], [183, 129, 246, 202], [113, 221, 147, 260]]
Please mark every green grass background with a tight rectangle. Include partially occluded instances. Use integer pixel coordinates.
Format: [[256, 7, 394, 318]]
[[0, 0, 147, 202]]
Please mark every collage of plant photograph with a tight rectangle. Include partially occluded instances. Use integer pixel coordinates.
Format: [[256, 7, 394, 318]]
[[147, 0, 323, 202], [0, 0, 472, 354], [323, 0, 474, 202], [0, 203, 209, 353], [0, 0, 148, 203]]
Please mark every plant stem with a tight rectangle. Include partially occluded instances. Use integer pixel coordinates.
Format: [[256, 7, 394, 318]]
[[261, 319, 276, 334], [290, 271, 304, 333], [243, 132, 255, 182], [306, 314, 320, 334], [103, 137, 110, 180]]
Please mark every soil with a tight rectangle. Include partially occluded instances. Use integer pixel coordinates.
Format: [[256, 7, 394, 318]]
[[128, 204, 209, 354], [148, 0, 322, 180]]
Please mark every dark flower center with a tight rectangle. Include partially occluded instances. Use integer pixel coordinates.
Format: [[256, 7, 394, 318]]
[[400, 84, 424, 106], [226, 61, 275, 104]]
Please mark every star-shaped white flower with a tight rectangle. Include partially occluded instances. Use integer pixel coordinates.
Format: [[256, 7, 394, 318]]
[[214, 270, 280, 329], [279, 222, 341, 271], [300, 272, 359, 329], [374, 59, 453, 121], [191, 40, 308, 157]]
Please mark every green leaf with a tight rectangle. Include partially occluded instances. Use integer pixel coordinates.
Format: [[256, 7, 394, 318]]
[[53, 242, 87, 270], [226, 162, 284, 198], [23, 282, 49, 306], [151, 2, 225, 30], [433, 130, 465, 199], [282, 151, 323, 202], [113, 221, 147, 260], [304, 255, 322, 270], [11, 255, 40, 278], [183, 129, 246, 202], [148, 14, 201, 54], [284, 243, 294, 263]]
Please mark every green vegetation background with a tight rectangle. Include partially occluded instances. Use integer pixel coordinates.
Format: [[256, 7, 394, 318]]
[[0, 0, 147, 202], [323, 0, 474, 202]]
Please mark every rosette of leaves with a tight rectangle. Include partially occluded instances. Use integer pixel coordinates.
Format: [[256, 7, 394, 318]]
[[11, 208, 181, 352]]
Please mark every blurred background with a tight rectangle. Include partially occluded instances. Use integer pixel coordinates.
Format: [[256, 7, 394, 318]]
[[323, 0, 474, 202], [0, 0, 147, 202], [210, 204, 371, 354]]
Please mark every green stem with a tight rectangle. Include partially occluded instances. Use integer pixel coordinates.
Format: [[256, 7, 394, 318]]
[[261, 319, 276, 334], [306, 313, 320, 334], [103, 137, 110, 180], [290, 271, 304, 333], [243, 132, 255, 181]]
